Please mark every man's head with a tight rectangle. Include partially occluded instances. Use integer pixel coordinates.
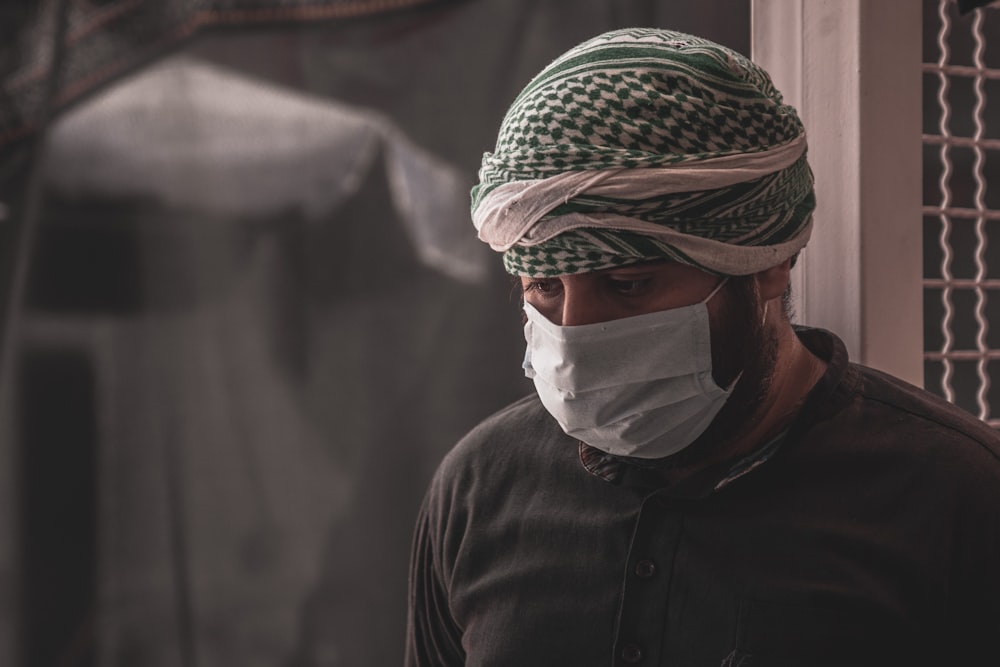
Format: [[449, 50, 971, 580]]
[[475, 28, 818, 460]]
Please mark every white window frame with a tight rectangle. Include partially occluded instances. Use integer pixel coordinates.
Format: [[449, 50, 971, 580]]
[[751, 0, 924, 387]]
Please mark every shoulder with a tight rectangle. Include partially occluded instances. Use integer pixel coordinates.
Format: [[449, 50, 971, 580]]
[[452, 392, 557, 455], [795, 327, 1000, 470], [853, 363, 1000, 460], [417, 393, 584, 572], [850, 366, 1000, 590], [439, 392, 562, 474], [825, 364, 1000, 517], [424, 392, 577, 509]]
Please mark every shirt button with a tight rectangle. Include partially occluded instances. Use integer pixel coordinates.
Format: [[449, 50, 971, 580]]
[[621, 643, 643, 663], [634, 559, 657, 578]]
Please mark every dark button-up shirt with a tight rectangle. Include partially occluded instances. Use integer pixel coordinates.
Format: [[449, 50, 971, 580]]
[[406, 329, 1000, 666]]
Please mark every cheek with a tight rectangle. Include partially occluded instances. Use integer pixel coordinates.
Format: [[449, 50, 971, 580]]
[[709, 327, 742, 387], [707, 287, 760, 386]]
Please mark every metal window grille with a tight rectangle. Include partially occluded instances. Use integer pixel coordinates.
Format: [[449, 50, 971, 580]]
[[924, 0, 1000, 424]]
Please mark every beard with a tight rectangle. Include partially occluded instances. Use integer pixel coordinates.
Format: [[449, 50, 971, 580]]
[[627, 275, 780, 470]]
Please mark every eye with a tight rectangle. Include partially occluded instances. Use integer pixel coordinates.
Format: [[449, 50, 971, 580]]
[[606, 277, 652, 296], [522, 278, 562, 297]]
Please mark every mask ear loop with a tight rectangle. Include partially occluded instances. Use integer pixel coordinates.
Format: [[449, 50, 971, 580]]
[[703, 276, 769, 392], [703, 276, 768, 325], [731, 282, 769, 392], [698, 276, 744, 391], [701, 276, 730, 304]]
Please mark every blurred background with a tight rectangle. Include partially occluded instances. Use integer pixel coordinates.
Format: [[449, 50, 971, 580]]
[[1, 0, 998, 665], [0, 1, 750, 666]]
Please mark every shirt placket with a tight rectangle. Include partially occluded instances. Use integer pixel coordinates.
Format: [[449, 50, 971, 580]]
[[612, 492, 683, 666]]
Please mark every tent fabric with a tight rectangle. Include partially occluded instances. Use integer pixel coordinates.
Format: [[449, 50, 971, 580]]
[[0, 0, 456, 148]]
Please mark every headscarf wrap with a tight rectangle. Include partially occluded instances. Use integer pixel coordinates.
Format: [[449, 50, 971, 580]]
[[471, 28, 816, 277]]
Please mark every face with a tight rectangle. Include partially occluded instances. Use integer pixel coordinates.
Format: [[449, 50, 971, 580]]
[[520, 260, 724, 326], [520, 260, 778, 463]]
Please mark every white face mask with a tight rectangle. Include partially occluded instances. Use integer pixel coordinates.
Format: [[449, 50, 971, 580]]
[[522, 279, 735, 459]]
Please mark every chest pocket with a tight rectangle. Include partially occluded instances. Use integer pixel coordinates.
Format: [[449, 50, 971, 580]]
[[727, 598, 915, 667]]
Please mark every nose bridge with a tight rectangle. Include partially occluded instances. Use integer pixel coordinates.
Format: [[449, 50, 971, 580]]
[[560, 278, 601, 327]]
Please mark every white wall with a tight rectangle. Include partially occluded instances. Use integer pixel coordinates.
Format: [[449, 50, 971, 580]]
[[752, 0, 924, 386]]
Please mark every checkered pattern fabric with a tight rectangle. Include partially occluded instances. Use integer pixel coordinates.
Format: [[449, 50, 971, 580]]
[[471, 28, 815, 277]]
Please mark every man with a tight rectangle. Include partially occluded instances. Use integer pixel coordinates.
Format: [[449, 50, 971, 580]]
[[406, 28, 1000, 666]]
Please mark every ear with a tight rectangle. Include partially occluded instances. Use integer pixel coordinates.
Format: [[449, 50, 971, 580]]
[[754, 259, 792, 301]]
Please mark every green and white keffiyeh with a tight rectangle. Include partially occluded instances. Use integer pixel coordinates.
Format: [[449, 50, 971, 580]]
[[471, 28, 815, 277]]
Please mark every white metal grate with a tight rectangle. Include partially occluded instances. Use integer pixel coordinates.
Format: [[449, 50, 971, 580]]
[[923, 0, 1000, 424]]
